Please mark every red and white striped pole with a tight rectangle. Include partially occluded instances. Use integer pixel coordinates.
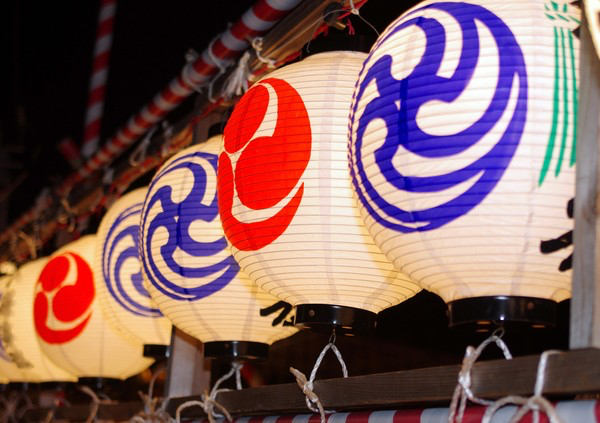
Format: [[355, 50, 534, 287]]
[[0, 0, 305, 247], [59, 0, 302, 194], [81, 0, 117, 159]]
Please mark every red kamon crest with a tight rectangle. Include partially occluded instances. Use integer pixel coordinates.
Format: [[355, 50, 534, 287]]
[[218, 77, 312, 251], [34, 252, 95, 344]]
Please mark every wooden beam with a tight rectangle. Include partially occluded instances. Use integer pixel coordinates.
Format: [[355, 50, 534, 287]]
[[168, 348, 600, 418], [164, 327, 211, 398], [571, 9, 600, 348], [22, 402, 142, 422]]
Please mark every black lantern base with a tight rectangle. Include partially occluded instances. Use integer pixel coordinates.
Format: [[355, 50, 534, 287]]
[[295, 304, 377, 335], [39, 381, 75, 391], [204, 341, 269, 361], [447, 296, 557, 328], [77, 377, 120, 392], [143, 344, 169, 359], [7, 382, 32, 391]]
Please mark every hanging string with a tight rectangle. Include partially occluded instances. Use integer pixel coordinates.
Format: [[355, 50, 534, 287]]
[[129, 126, 157, 167], [131, 366, 171, 423], [0, 393, 19, 423], [160, 121, 175, 158], [306, 0, 378, 54], [78, 385, 113, 423], [57, 197, 76, 233], [251, 37, 276, 69], [174, 361, 243, 423], [16, 231, 36, 260], [14, 391, 32, 422], [482, 350, 564, 423], [448, 327, 513, 423], [290, 331, 348, 423]]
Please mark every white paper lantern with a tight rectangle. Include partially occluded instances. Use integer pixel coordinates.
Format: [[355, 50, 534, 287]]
[[34, 235, 154, 379], [94, 187, 172, 348], [0, 259, 76, 383], [349, 0, 579, 325], [217, 51, 421, 332], [0, 276, 26, 383], [140, 136, 297, 360]]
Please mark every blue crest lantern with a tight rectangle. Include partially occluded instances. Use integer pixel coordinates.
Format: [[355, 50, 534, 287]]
[[349, 0, 579, 328], [94, 188, 173, 355], [139, 135, 297, 360]]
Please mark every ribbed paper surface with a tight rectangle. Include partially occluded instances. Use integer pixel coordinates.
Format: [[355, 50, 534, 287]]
[[217, 51, 420, 313], [140, 137, 297, 344], [349, 0, 578, 303], [34, 235, 153, 379], [95, 188, 172, 345], [0, 259, 76, 382]]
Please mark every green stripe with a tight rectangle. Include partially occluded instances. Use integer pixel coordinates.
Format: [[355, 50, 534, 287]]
[[555, 27, 569, 177], [569, 30, 578, 166], [539, 26, 561, 185]]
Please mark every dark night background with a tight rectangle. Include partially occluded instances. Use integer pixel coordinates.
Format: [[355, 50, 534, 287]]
[[0, 0, 572, 395]]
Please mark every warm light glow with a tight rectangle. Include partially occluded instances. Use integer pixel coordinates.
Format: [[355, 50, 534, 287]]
[[95, 188, 172, 346], [0, 260, 76, 382], [140, 136, 297, 345], [349, 0, 579, 304], [217, 51, 420, 313], [35, 236, 154, 379]]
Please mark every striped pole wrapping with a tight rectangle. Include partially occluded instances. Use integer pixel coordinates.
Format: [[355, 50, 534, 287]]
[[220, 401, 600, 423], [81, 0, 117, 159], [0, 0, 304, 251], [60, 0, 303, 194]]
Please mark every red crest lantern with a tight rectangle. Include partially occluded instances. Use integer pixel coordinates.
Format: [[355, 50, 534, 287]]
[[218, 51, 421, 333], [34, 236, 153, 380]]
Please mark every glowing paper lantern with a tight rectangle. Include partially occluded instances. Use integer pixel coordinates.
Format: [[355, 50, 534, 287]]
[[140, 136, 297, 360], [349, 0, 579, 326], [94, 187, 172, 349], [0, 276, 25, 383], [34, 235, 154, 379], [217, 51, 421, 333], [0, 259, 76, 383]]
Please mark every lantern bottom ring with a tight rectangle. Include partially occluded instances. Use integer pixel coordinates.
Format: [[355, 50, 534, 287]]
[[447, 296, 558, 329], [204, 341, 269, 361], [294, 304, 377, 335], [77, 377, 122, 398], [143, 344, 169, 359]]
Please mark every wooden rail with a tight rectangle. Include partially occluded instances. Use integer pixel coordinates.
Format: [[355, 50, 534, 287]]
[[19, 348, 600, 421]]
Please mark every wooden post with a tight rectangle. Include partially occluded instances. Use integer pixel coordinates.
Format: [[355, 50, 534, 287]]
[[570, 10, 600, 348], [164, 327, 211, 397]]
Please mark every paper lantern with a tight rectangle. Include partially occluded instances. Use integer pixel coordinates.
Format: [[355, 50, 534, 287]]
[[349, 0, 579, 326], [34, 235, 154, 379], [94, 187, 172, 351], [0, 276, 25, 383], [217, 50, 421, 333], [0, 259, 76, 383], [140, 136, 297, 360]]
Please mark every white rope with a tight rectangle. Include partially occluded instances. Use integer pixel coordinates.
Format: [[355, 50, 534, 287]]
[[174, 362, 243, 423], [482, 350, 564, 423], [251, 37, 276, 68], [102, 166, 115, 186], [17, 231, 37, 260], [131, 366, 171, 423], [58, 197, 76, 233], [129, 126, 157, 166], [160, 121, 174, 157], [222, 51, 252, 99], [448, 328, 513, 423], [290, 336, 349, 423], [78, 385, 113, 423]]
